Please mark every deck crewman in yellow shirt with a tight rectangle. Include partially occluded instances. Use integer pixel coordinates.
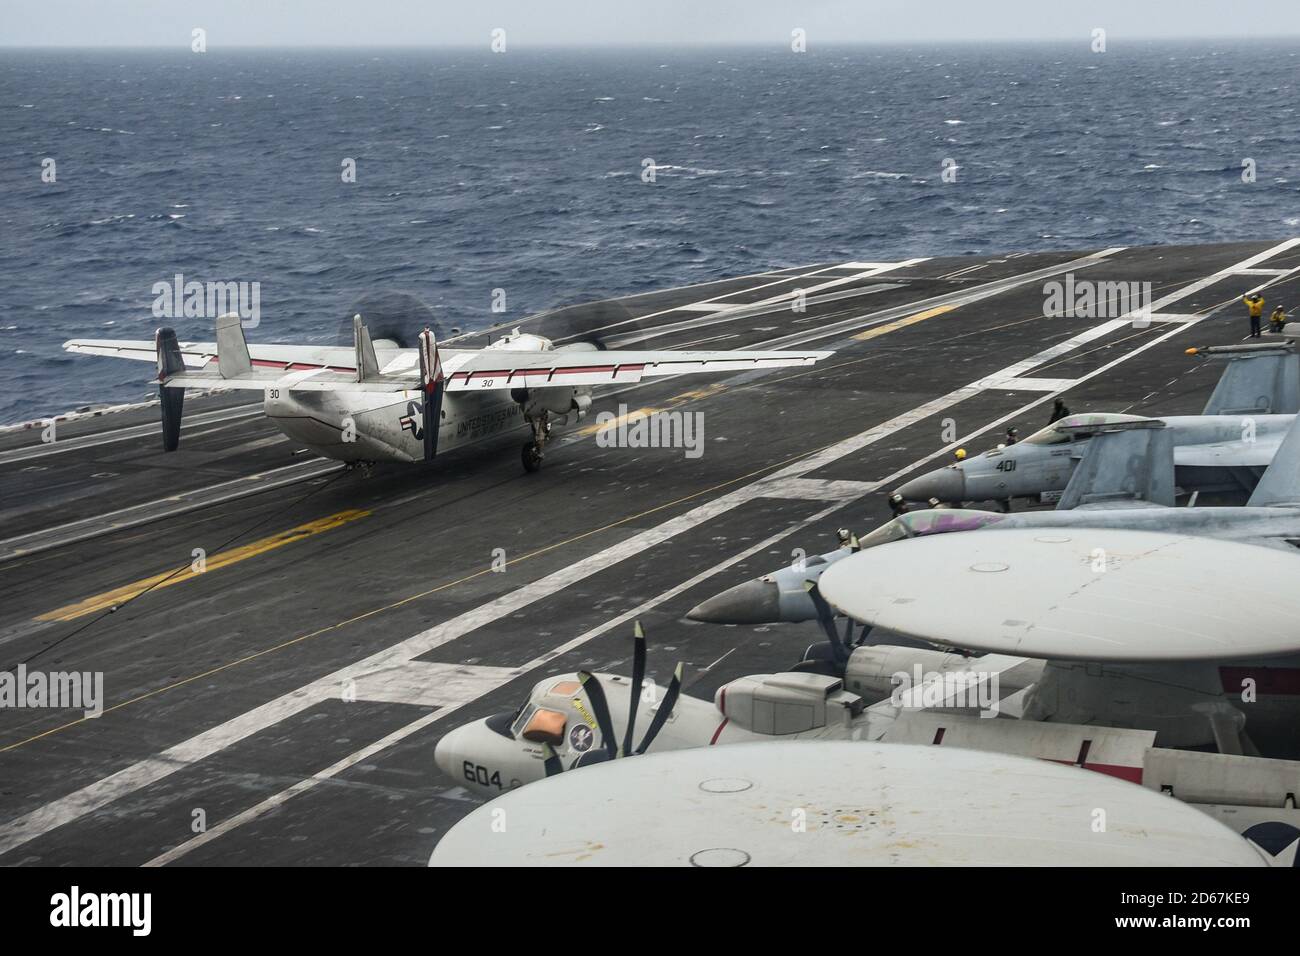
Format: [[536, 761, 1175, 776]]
[[1270, 305, 1288, 334], [1244, 293, 1266, 338]]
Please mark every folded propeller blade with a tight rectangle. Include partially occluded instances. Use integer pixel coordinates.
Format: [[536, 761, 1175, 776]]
[[578, 670, 619, 763], [621, 621, 647, 758], [805, 580, 849, 665], [541, 743, 564, 777], [634, 662, 682, 755]]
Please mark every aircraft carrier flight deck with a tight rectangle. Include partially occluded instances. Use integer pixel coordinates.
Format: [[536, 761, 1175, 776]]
[[2, 238, 1298, 865]]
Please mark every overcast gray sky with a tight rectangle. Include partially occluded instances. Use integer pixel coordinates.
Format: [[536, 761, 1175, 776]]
[[5, 0, 1299, 47]]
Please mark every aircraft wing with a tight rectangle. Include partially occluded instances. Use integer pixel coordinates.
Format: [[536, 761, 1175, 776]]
[[439, 348, 832, 391], [65, 337, 830, 393], [1175, 436, 1281, 468], [1056, 421, 1175, 509], [818, 528, 1300, 662], [64, 338, 362, 371]]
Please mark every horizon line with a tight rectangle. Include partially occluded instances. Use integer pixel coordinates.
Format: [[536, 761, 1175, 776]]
[[5, 35, 1300, 51]]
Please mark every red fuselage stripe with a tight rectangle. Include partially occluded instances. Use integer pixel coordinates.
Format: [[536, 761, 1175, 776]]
[[710, 717, 730, 745], [1219, 666, 1300, 696]]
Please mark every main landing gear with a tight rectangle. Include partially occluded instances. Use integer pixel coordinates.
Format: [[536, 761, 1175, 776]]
[[521, 412, 552, 474]]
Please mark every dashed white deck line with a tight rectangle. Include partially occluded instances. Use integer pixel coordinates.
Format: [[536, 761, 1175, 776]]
[[939, 262, 989, 279], [3, 237, 1298, 863], [1236, 268, 1290, 276], [1141, 313, 1204, 324]]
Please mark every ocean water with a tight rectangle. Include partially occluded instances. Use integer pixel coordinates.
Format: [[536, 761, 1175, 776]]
[[1, 42, 1298, 423]]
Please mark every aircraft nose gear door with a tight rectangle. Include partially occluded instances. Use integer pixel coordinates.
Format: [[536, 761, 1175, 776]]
[[522, 412, 551, 473]]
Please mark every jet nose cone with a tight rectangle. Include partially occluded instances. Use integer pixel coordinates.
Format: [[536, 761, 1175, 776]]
[[434, 723, 472, 779], [897, 465, 966, 503], [688, 578, 782, 625]]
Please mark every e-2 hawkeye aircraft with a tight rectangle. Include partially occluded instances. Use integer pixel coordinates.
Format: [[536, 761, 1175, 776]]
[[432, 741, 1289, 867], [896, 339, 1300, 506], [432, 620, 1300, 857], [64, 312, 830, 473]]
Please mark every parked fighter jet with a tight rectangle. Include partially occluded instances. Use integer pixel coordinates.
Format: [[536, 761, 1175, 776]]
[[64, 312, 830, 473], [691, 402, 1300, 628], [431, 741, 1283, 867], [691, 411, 1300, 755], [896, 340, 1299, 506], [432, 620, 1300, 853]]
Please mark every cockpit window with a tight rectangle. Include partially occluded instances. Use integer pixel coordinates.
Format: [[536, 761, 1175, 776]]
[[548, 680, 580, 698], [510, 704, 537, 739], [900, 509, 1009, 536], [1027, 413, 1148, 445], [520, 708, 568, 746], [859, 509, 1008, 548], [1024, 423, 1072, 445], [856, 517, 913, 550]]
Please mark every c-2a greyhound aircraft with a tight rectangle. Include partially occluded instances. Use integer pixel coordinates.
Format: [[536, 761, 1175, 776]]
[[65, 313, 831, 473]]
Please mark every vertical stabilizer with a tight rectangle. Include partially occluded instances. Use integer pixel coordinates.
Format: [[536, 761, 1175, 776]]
[[215, 312, 252, 379], [155, 327, 186, 452], [417, 327, 444, 461], [1195, 343, 1300, 415]]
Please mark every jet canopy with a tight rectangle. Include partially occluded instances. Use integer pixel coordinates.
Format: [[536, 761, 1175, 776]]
[[857, 509, 1008, 550], [1024, 412, 1153, 445]]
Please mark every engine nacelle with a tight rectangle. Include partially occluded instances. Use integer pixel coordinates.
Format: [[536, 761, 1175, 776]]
[[843, 645, 976, 702], [511, 385, 584, 420], [715, 672, 863, 735]]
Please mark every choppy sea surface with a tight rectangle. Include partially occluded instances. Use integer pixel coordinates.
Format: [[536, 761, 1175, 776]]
[[1, 43, 1298, 422]]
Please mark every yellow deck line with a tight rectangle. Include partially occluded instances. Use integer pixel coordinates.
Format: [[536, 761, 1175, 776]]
[[852, 304, 957, 341], [36, 509, 371, 622]]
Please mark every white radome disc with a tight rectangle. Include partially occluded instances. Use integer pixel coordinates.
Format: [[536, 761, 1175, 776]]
[[819, 528, 1300, 662], [429, 741, 1264, 867]]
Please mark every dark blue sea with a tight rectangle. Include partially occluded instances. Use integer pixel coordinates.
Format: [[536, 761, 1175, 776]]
[[2, 43, 1298, 423]]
